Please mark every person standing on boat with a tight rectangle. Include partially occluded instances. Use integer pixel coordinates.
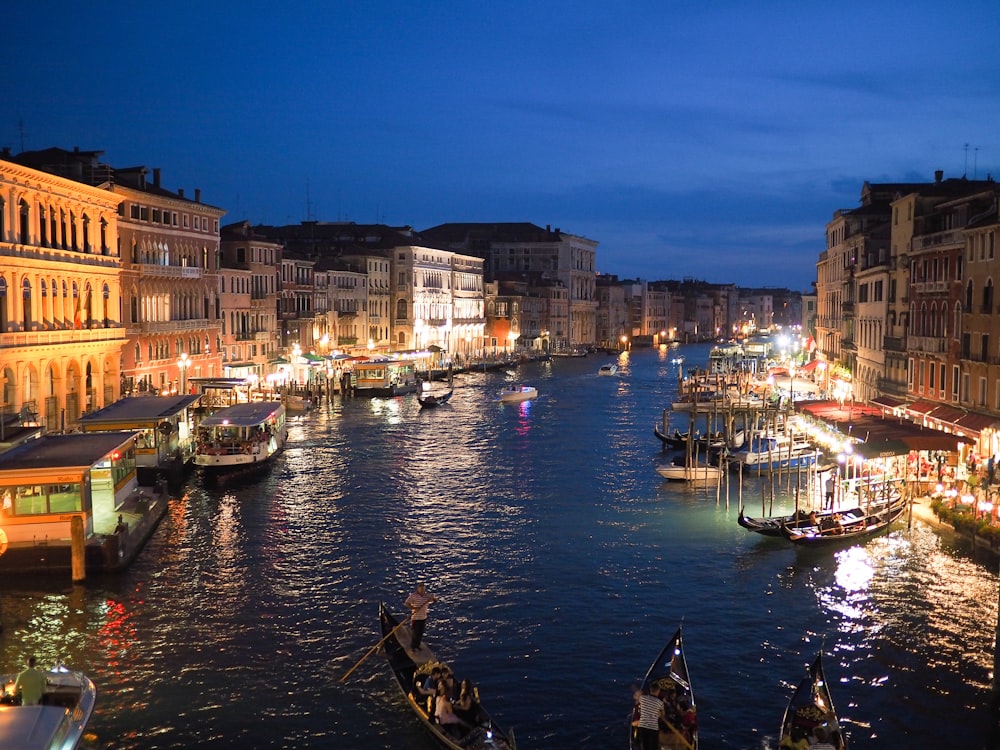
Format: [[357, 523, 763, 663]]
[[404, 582, 438, 652], [824, 475, 835, 509], [13, 656, 46, 705], [633, 683, 665, 750]]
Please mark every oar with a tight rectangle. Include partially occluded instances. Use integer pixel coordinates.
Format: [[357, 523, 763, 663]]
[[339, 615, 410, 682], [662, 719, 695, 750]]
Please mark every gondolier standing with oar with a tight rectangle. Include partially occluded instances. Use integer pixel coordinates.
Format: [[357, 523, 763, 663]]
[[404, 582, 438, 652]]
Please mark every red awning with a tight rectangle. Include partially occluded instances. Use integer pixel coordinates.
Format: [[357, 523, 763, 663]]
[[905, 399, 938, 415], [799, 359, 821, 373], [870, 395, 906, 409], [955, 412, 1000, 433], [927, 405, 966, 424]]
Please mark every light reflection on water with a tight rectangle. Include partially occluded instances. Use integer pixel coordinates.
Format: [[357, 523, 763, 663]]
[[0, 346, 996, 749]]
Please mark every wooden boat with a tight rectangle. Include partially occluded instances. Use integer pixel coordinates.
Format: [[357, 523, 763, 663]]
[[378, 603, 516, 750], [0, 663, 96, 750], [194, 401, 288, 470], [738, 506, 819, 537], [653, 426, 688, 449], [418, 389, 454, 408], [630, 626, 698, 750], [779, 652, 846, 749], [780, 494, 907, 545], [499, 385, 537, 403], [598, 363, 619, 376]]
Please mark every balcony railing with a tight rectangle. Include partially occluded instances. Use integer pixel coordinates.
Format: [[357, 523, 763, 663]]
[[140, 318, 210, 334], [911, 335, 949, 353], [0, 327, 127, 347], [883, 335, 906, 352], [912, 229, 965, 252]]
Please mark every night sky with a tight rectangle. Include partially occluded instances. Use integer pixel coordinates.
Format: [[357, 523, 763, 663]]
[[5, 1, 998, 290]]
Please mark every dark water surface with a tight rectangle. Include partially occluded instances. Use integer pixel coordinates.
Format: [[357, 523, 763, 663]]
[[1, 345, 997, 749]]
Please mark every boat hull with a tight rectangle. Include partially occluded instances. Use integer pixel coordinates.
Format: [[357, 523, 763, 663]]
[[630, 627, 698, 750], [378, 603, 514, 750], [656, 464, 723, 482], [779, 653, 846, 749], [0, 664, 96, 750]]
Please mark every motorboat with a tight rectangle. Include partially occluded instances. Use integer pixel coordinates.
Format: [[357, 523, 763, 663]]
[[194, 401, 288, 470], [499, 385, 538, 403], [0, 663, 96, 750], [730, 433, 818, 471], [656, 457, 724, 483], [598, 363, 619, 376]]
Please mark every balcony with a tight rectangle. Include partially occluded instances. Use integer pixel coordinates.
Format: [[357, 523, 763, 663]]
[[911, 335, 948, 353], [883, 335, 906, 352], [138, 263, 203, 279], [912, 229, 965, 252], [0, 326, 127, 347], [140, 318, 210, 334], [909, 280, 949, 295]]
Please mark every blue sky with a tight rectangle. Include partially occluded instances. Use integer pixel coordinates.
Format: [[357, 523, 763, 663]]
[[5, 1, 999, 290]]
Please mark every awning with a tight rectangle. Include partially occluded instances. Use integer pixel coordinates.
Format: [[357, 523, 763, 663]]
[[797, 399, 973, 457], [870, 395, 906, 409], [927, 405, 965, 424], [799, 359, 821, 373], [905, 399, 938, 415], [955, 412, 1000, 434]]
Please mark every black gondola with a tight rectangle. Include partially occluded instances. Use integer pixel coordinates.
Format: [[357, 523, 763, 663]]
[[779, 495, 907, 545], [418, 389, 454, 408], [377, 602, 516, 750], [779, 651, 847, 749], [653, 425, 688, 449], [629, 626, 698, 750]]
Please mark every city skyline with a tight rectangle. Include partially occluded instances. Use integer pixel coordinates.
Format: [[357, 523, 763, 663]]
[[4, 1, 997, 291]]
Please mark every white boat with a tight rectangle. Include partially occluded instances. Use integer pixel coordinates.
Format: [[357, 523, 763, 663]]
[[0, 663, 96, 750], [656, 462, 724, 482], [499, 385, 538, 403], [730, 433, 818, 471], [194, 401, 288, 470], [598, 363, 618, 376]]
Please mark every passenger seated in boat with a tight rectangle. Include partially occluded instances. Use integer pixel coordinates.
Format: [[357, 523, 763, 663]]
[[678, 699, 697, 743], [434, 681, 472, 735], [779, 727, 810, 750], [454, 679, 481, 725], [413, 666, 443, 700]]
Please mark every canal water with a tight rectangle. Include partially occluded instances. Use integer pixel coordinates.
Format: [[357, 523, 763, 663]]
[[0, 344, 997, 749]]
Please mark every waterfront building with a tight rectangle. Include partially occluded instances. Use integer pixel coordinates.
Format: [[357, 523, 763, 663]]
[[219, 221, 282, 381], [420, 222, 598, 350], [10, 148, 226, 399], [595, 275, 627, 349], [321, 257, 368, 351], [0, 432, 158, 574], [0, 153, 126, 431]]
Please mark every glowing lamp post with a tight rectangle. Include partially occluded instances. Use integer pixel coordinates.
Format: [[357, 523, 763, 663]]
[[177, 352, 189, 394], [508, 331, 518, 358]]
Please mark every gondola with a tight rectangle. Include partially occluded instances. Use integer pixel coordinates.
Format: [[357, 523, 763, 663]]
[[629, 626, 698, 750], [418, 389, 454, 408], [739, 505, 845, 537], [377, 602, 516, 750], [780, 494, 907, 545], [779, 651, 847, 749], [653, 425, 688, 449]]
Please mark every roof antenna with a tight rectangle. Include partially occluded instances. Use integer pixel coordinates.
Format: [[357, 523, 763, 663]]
[[305, 179, 314, 221], [964, 143, 969, 178]]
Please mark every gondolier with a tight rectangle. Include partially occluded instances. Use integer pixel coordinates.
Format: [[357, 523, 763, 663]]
[[404, 582, 438, 652]]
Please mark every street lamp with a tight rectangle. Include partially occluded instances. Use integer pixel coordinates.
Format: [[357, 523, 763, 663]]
[[177, 352, 189, 394], [620, 334, 629, 352], [508, 331, 518, 357]]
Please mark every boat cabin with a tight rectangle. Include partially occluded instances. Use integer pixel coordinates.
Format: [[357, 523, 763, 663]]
[[0, 433, 144, 572], [78, 394, 200, 480], [352, 360, 418, 396]]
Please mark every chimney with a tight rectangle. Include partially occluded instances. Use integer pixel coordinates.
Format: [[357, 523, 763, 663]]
[[195, 188, 201, 203], [153, 168, 161, 188], [935, 170, 944, 183], [178, 188, 184, 198]]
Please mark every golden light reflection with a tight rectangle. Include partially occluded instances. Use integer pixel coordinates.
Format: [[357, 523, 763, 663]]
[[832, 545, 875, 594]]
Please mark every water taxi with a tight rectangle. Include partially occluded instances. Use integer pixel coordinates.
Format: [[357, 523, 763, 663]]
[[194, 401, 288, 470], [499, 385, 538, 403], [598, 363, 619, 376], [0, 663, 96, 750]]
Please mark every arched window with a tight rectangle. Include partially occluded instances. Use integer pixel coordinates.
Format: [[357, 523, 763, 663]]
[[965, 280, 974, 309], [19, 200, 30, 244], [984, 279, 994, 313], [21, 278, 32, 329], [396, 298, 408, 320], [102, 283, 111, 327], [0, 277, 7, 331], [940, 303, 949, 338]]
